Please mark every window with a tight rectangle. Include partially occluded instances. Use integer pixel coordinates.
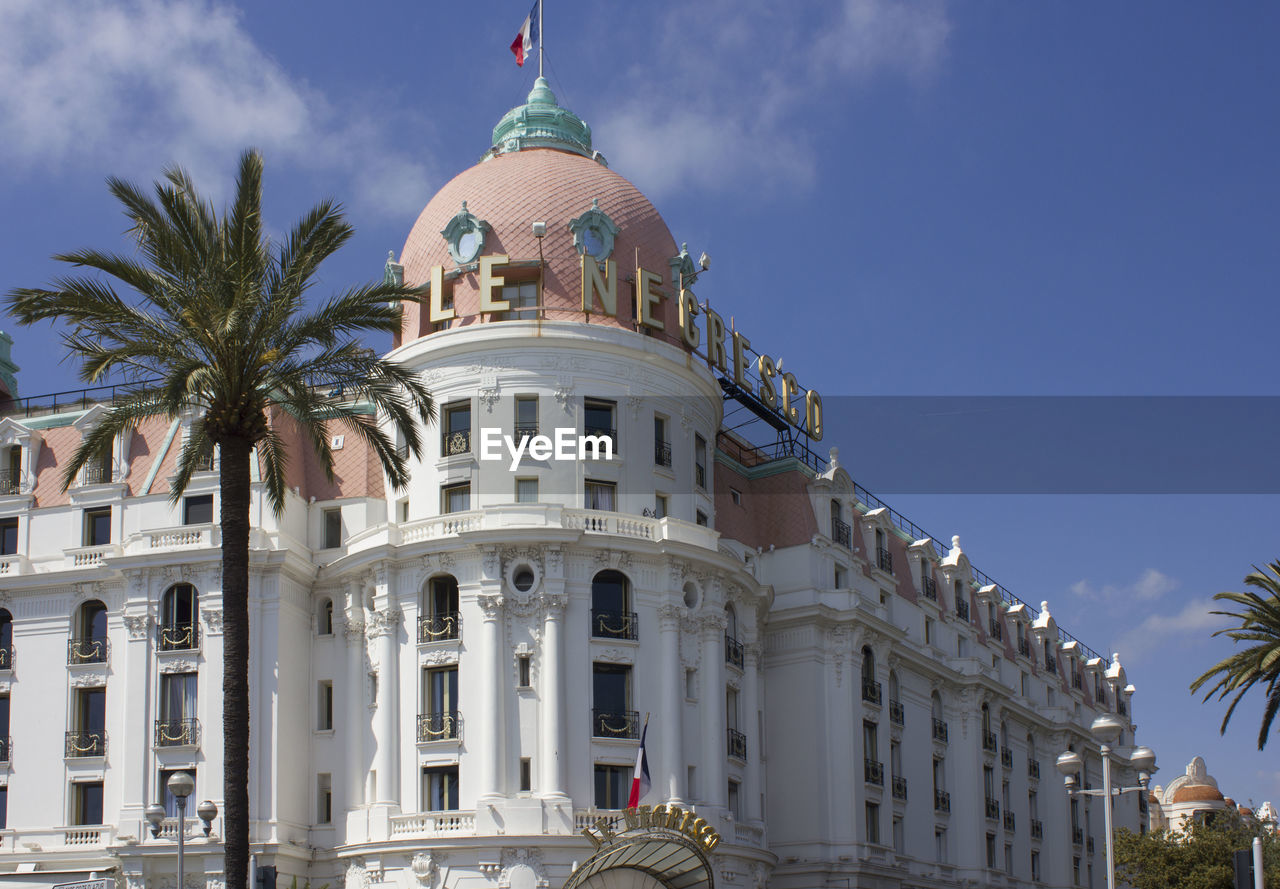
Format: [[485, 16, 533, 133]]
[[694, 434, 707, 489], [424, 666, 458, 717], [728, 779, 741, 820], [685, 668, 696, 700], [591, 570, 633, 640], [584, 480, 616, 511], [1031, 850, 1041, 881], [443, 402, 471, 455], [592, 663, 635, 738], [502, 281, 538, 317], [157, 672, 198, 745], [695, 510, 708, 526], [865, 802, 880, 844], [71, 600, 108, 664], [0, 694, 8, 760], [594, 764, 629, 809], [654, 494, 668, 519], [441, 482, 471, 514], [892, 816, 904, 853], [184, 494, 213, 525], [318, 681, 334, 731], [834, 566, 845, 588], [520, 758, 532, 792], [986, 833, 997, 869], [0, 612, 8, 669], [0, 518, 15, 556], [420, 575, 460, 642], [73, 781, 104, 825], [517, 654, 532, 688], [515, 477, 538, 503], [159, 584, 198, 650], [319, 599, 334, 635], [323, 508, 342, 549], [1005, 843, 1014, 876], [515, 396, 538, 440], [925, 617, 934, 645], [584, 400, 616, 442], [318, 773, 332, 824], [158, 769, 197, 818], [863, 720, 879, 761], [935, 828, 947, 863], [2, 446, 19, 494], [423, 766, 459, 811], [0, 785, 6, 829], [398, 498, 410, 523], [82, 507, 111, 546], [1073, 856, 1081, 886], [654, 416, 671, 467], [730, 488, 741, 505]]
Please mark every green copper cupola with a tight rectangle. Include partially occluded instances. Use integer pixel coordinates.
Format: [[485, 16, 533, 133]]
[[491, 77, 600, 162]]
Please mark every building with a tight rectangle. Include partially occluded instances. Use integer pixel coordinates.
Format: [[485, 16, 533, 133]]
[[0, 78, 1146, 889], [1147, 756, 1275, 834]]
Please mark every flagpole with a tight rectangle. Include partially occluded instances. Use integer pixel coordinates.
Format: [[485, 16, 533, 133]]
[[538, 0, 544, 77]]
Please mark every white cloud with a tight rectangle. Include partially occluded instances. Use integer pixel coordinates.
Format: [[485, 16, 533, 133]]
[[1113, 597, 1228, 662], [593, 0, 949, 199], [0, 0, 434, 216], [1070, 567, 1178, 603]]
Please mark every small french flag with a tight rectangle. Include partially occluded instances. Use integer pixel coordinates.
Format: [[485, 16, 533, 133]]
[[627, 717, 651, 809], [510, 1, 540, 67]]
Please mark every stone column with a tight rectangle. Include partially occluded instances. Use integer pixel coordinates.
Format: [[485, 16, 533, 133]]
[[343, 587, 367, 813], [478, 592, 506, 799], [743, 640, 763, 821], [700, 611, 728, 808], [120, 602, 152, 818], [658, 603, 685, 804], [369, 606, 402, 806], [539, 593, 568, 798]]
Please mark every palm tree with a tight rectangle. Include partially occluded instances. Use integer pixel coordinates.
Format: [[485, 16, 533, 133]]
[[1190, 561, 1280, 750], [6, 150, 433, 889]]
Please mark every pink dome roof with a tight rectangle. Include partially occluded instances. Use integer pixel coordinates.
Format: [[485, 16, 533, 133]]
[[397, 148, 681, 347]]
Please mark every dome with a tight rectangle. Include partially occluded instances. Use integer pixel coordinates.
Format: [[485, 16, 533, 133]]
[[1171, 784, 1225, 804], [396, 83, 682, 348]]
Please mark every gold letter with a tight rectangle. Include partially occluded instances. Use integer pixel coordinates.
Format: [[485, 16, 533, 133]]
[[581, 827, 603, 849], [700, 827, 720, 851], [582, 255, 618, 316], [664, 805, 684, 830], [428, 265, 454, 323], [636, 267, 666, 330], [757, 354, 777, 409], [679, 290, 701, 349], [780, 372, 801, 426], [704, 308, 727, 373], [805, 389, 823, 440], [623, 808, 640, 830], [479, 254, 510, 312], [732, 331, 753, 394]]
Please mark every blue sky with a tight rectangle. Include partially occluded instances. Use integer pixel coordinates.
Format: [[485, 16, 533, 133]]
[[2, 1, 1279, 805]]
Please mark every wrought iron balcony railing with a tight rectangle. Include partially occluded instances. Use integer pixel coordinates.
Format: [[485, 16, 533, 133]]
[[831, 518, 851, 549], [934, 789, 950, 812], [864, 758, 883, 786], [862, 679, 882, 705], [591, 609, 638, 641], [1029, 759, 1040, 780], [592, 708, 639, 740], [877, 547, 893, 573], [1030, 819, 1043, 840], [583, 426, 616, 454], [418, 611, 461, 643], [65, 730, 106, 758], [1003, 811, 1016, 832], [983, 730, 998, 753], [1046, 654, 1058, 674], [67, 637, 108, 665], [1018, 637, 1031, 657], [955, 597, 969, 622], [990, 619, 1003, 641], [728, 728, 747, 761], [1001, 747, 1013, 769], [515, 424, 540, 445], [695, 463, 706, 489], [932, 718, 949, 743], [1072, 827, 1083, 846], [0, 469, 19, 495], [654, 440, 672, 467], [157, 621, 199, 651], [922, 575, 937, 600], [193, 451, 215, 472], [1073, 671, 1084, 690], [985, 798, 1000, 821], [0, 645, 12, 670], [154, 718, 200, 747], [891, 775, 907, 801], [417, 711, 462, 742], [889, 699, 904, 726], [81, 465, 112, 485], [725, 634, 744, 669], [443, 430, 471, 456]]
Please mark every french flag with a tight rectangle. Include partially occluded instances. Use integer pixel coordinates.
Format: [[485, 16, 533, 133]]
[[627, 719, 651, 808], [510, 1, 539, 67]]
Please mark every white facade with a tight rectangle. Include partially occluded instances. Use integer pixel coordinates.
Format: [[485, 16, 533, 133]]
[[0, 82, 1146, 889]]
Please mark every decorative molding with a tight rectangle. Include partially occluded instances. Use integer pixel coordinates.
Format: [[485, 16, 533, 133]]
[[124, 613, 152, 640], [411, 852, 444, 889], [553, 378, 574, 412], [344, 861, 371, 889], [592, 647, 633, 665], [498, 847, 548, 889], [366, 607, 402, 639], [70, 671, 107, 687], [479, 379, 501, 412], [160, 658, 198, 674], [202, 608, 224, 635], [658, 603, 683, 631], [479, 594, 505, 620], [422, 648, 460, 666]]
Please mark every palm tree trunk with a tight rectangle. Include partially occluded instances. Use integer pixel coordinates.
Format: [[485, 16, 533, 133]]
[[220, 436, 252, 889]]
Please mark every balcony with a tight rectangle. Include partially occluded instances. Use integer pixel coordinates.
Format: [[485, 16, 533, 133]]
[[388, 811, 476, 839], [891, 776, 907, 801], [654, 440, 672, 468], [1046, 655, 1058, 674], [1001, 747, 1013, 769], [864, 758, 884, 786], [1018, 637, 1030, 657], [193, 451, 215, 472], [985, 798, 1000, 821], [983, 730, 998, 754], [0, 735, 8, 763], [515, 424, 540, 445], [862, 679, 882, 705], [80, 464, 113, 486], [1003, 811, 1016, 832], [934, 789, 951, 813], [67, 636, 108, 665], [932, 718, 949, 743], [443, 430, 471, 456], [1072, 827, 1083, 846], [889, 699, 904, 726], [418, 611, 461, 643], [154, 718, 200, 748], [592, 708, 640, 740], [1073, 671, 1084, 690], [876, 547, 893, 574], [922, 575, 937, 601], [584, 426, 616, 455], [65, 730, 106, 758], [1029, 759, 1040, 780], [725, 634, 744, 669], [0, 645, 11, 670], [989, 619, 1003, 642], [417, 711, 462, 742], [157, 621, 199, 652], [0, 469, 19, 495], [956, 597, 969, 622], [831, 518, 851, 549], [1030, 819, 1043, 841], [591, 609, 638, 641], [728, 728, 748, 761]]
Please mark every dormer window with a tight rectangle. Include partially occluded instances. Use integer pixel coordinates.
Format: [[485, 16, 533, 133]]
[[72, 406, 131, 487], [2, 447, 19, 495], [0, 419, 42, 497]]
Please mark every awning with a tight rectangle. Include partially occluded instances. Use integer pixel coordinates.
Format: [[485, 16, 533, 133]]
[[564, 834, 713, 889]]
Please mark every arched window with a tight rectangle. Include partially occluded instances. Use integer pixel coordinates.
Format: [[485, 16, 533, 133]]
[[931, 690, 947, 742], [981, 703, 996, 752], [724, 603, 743, 668], [888, 670, 903, 725], [71, 599, 108, 664], [954, 579, 969, 621], [725, 603, 738, 638], [591, 570, 635, 640], [829, 500, 849, 547], [318, 598, 334, 636], [159, 584, 198, 651], [0, 608, 11, 669], [861, 646, 880, 703], [419, 575, 460, 642]]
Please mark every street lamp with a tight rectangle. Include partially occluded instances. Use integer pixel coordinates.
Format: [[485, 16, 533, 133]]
[[1057, 715, 1156, 889], [145, 772, 216, 889]]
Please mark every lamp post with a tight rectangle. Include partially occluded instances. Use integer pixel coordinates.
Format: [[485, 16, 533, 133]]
[[145, 772, 218, 889], [1056, 715, 1156, 889]]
